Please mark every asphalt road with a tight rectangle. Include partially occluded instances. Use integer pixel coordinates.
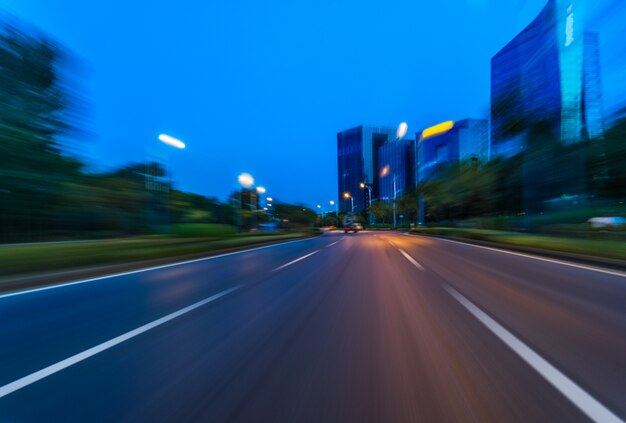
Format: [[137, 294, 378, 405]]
[[1, 231, 625, 422]]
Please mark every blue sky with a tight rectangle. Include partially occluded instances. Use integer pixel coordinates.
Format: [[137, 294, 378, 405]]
[[3, 0, 626, 207]]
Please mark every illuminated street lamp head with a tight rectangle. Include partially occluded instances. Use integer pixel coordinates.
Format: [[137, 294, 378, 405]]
[[266, 197, 273, 202], [329, 200, 335, 206], [343, 192, 351, 199], [380, 164, 390, 178], [256, 186, 266, 194], [317, 204, 321, 208], [396, 122, 408, 140], [359, 182, 365, 189], [238, 172, 254, 188], [158, 134, 186, 149]]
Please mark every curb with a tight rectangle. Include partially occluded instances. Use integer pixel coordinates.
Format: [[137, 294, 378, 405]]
[[406, 232, 626, 272], [0, 234, 320, 295]]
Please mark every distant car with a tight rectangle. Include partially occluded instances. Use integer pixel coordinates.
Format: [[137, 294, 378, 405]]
[[344, 223, 363, 233]]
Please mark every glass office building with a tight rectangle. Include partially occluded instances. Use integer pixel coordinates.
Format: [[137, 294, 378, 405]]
[[337, 125, 396, 212], [490, 0, 604, 158], [416, 119, 488, 183], [377, 139, 415, 202]]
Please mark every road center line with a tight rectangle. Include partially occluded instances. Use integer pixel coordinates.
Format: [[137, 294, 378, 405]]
[[443, 283, 624, 423], [326, 241, 339, 248], [398, 248, 425, 270], [272, 250, 320, 271], [0, 286, 242, 400]]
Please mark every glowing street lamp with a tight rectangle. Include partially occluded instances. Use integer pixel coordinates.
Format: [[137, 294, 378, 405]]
[[238, 173, 254, 188], [266, 197, 273, 202], [396, 122, 408, 140], [256, 186, 266, 194], [158, 134, 186, 149], [343, 192, 354, 212]]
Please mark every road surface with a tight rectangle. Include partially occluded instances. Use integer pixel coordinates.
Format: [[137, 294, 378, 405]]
[[0, 231, 625, 422]]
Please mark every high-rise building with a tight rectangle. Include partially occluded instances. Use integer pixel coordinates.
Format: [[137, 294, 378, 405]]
[[490, 0, 604, 158], [416, 119, 489, 183], [377, 139, 415, 202], [337, 125, 396, 212]]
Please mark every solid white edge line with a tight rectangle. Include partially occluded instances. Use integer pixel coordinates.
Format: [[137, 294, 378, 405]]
[[0, 285, 242, 399], [272, 250, 320, 272], [444, 283, 624, 423], [398, 248, 424, 271], [0, 237, 316, 300], [414, 234, 626, 279]]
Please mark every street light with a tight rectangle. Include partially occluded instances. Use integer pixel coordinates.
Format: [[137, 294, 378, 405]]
[[266, 197, 273, 202], [158, 134, 186, 149], [238, 173, 254, 188], [359, 181, 373, 225], [256, 186, 266, 194], [343, 192, 354, 212], [373, 122, 408, 230], [149, 134, 186, 232]]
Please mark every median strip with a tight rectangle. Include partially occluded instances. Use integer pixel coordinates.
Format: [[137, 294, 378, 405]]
[[272, 250, 320, 272], [443, 283, 624, 423]]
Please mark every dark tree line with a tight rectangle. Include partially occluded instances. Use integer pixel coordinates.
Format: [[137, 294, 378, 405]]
[[0, 20, 240, 242]]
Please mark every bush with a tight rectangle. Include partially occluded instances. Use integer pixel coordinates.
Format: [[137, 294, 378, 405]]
[[170, 224, 235, 238]]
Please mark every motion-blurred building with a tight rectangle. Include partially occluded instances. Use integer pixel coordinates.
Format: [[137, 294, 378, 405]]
[[377, 139, 415, 202], [490, 0, 604, 158], [416, 119, 489, 183], [337, 125, 396, 212]]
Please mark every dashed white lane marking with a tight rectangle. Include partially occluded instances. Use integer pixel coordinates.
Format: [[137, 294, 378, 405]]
[[0, 286, 242, 399], [444, 283, 624, 423], [0, 237, 316, 300], [397, 248, 425, 271], [326, 241, 339, 248], [272, 250, 320, 272]]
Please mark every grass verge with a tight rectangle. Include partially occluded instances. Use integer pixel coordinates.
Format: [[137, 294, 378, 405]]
[[410, 227, 626, 262], [0, 233, 309, 279]]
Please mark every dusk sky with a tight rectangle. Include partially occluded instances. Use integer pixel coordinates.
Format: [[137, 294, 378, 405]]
[[3, 0, 625, 207]]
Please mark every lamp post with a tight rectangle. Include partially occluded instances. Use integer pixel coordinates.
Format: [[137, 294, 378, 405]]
[[330, 200, 337, 227], [393, 173, 398, 229], [359, 181, 373, 225], [378, 122, 408, 230], [148, 134, 186, 232], [343, 192, 354, 212], [237, 172, 254, 231]]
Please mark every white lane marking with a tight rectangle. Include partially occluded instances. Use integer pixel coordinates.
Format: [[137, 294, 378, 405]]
[[341, 236, 347, 240], [272, 250, 320, 272], [444, 284, 624, 423], [0, 286, 242, 399], [398, 248, 425, 271], [0, 237, 316, 300], [326, 241, 339, 248], [423, 236, 626, 279]]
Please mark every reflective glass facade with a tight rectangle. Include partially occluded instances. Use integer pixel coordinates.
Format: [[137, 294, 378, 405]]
[[337, 125, 395, 212], [490, 0, 604, 158], [416, 119, 488, 183], [377, 140, 415, 202]]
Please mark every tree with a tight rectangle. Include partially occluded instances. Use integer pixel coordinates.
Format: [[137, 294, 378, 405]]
[[0, 19, 85, 240]]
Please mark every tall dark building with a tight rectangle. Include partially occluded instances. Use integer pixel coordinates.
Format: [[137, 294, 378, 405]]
[[490, 0, 604, 158], [337, 125, 395, 212], [377, 139, 415, 202], [416, 119, 488, 183]]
